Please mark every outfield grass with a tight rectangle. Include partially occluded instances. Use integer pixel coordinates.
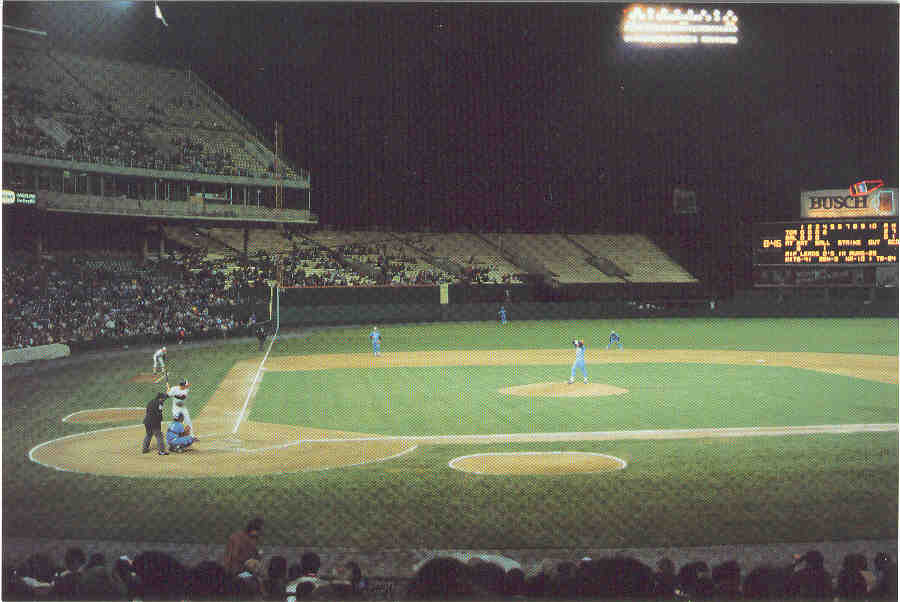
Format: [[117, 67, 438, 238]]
[[3, 317, 897, 549], [270, 317, 900, 356]]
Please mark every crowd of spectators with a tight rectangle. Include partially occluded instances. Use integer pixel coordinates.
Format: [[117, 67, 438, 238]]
[[4, 543, 896, 601], [2, 254, 252, 350], [2, 64, 300, 181], [462, 263, 519, 285], [3, 229, 528, 350]]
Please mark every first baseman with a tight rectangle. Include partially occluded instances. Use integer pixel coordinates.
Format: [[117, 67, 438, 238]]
[[568, 339, 588, 384], [606, 330, 623, 350]]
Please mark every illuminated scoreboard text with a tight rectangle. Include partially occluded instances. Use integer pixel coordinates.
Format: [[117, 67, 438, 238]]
[[753, 220, 899, 265]]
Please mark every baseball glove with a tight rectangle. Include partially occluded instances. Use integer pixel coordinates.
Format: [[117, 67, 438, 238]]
[[183, 425, 191, 436]]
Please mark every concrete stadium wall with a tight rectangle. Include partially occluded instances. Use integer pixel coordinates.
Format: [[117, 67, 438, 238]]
[[2, 343, 70, 365], [275, 287, 898, 328]]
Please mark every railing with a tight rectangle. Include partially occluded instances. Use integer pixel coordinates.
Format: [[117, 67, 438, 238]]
[[42, 191, 318, 223]]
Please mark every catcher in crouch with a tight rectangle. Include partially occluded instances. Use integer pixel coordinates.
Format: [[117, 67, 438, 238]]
[[166, 413, 197, 452], [167, 379, 195, 435]]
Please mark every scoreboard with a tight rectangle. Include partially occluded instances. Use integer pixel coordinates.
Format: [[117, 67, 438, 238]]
[[754, 219, 899, 265]]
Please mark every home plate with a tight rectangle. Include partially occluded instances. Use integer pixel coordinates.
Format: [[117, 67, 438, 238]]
[[498, 382, 629, 397]]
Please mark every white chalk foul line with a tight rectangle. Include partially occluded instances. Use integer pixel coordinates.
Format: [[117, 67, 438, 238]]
[[61, 407, 145, 422], [232, 329, 278, 434], [226, 423, 898, 445]]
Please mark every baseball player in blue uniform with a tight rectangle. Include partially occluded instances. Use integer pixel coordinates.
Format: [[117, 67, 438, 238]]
[[369, 326, 382, 356], [606, 330, 623, 350], [498, 306, 508, 325], [166, 413, 197, 452], [568, 339, 588, 384]]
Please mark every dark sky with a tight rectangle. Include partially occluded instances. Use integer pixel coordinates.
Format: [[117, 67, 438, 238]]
[[3, 2, 898, 229]]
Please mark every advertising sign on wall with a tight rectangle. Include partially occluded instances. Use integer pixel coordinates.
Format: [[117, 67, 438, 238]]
[[801, 188, 896, 218]]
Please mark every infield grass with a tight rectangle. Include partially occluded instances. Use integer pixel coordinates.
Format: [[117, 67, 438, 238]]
[[251, 363, 897, 436]]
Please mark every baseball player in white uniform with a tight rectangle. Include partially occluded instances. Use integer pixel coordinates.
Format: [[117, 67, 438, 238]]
[[153, 346, 167, 374], [167, 380, 195, 434]]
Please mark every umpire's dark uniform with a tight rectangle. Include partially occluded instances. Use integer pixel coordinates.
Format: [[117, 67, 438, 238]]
[[256, 325, 267, 351], [142, 393, 168, 455]]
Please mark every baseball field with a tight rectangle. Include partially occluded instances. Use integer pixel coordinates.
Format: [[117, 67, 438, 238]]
[[4, 317, 898, 551]]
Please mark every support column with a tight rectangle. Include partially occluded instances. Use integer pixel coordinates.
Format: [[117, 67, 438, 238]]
[[158, 224, 166, 257]]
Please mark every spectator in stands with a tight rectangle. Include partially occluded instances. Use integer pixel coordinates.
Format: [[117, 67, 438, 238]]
[[678, 560, 715, 598], [187, 560, 230, 600], [132, 550, 187, 599], [264, 555, 289, 601], [836, 553, 873, 598], [15, 553, 56, 597], [652, 556, 678, 597], [523, 558, 553, 597], [468, 558, 507, 598], [50, 546, 87, 600], [742, 564, 788, 599], [78, 553, 120, 601], [504, 567, 525, 597], [224, 517, 264, 578], [285, 552, 325, 601], [110, 556, 142, 600], [711, 560, 742, 598], [873, 551, 897, 598], [234, 557, 266, 599], [406, 556, 474, 599], [303, 559, 362, 600], [786, 549, 831, 598], [579, 556, 655, 598]]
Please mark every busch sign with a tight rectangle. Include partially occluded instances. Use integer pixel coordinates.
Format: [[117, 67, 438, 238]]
[[801, 188, 896, 218]]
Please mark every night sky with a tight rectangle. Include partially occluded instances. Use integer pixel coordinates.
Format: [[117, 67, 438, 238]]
[[3, 2, 898, 229]]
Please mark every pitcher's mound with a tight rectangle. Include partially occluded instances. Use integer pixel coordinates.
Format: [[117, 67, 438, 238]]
[[499, 382, 629, 397]]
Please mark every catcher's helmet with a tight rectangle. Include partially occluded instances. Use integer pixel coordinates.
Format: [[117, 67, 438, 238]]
[[180, 380, 190, 387]]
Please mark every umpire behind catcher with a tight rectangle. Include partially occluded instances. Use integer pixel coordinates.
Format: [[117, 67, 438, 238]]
[[142, 393, 169, 455]]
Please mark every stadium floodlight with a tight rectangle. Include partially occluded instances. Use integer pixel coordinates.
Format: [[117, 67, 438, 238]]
[[622, 4, 740, 45]]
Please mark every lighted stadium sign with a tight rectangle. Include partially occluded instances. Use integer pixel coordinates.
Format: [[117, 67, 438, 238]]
[[800, 188, 896, 218], [753, 219, 899, 266], [2, 190, 36, 205], [622, 5, 739, 45], [849, 179, 884, 197]]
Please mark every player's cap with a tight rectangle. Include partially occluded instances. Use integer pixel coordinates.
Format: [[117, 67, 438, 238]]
[[162, 346, 167, 351], [180, 380, 189, 387]]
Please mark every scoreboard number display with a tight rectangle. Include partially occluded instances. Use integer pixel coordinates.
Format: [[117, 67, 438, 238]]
[[754, 219, 899, 265]]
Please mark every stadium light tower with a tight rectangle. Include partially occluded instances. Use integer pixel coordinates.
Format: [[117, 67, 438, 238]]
[[621, 4, 740, 45]]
